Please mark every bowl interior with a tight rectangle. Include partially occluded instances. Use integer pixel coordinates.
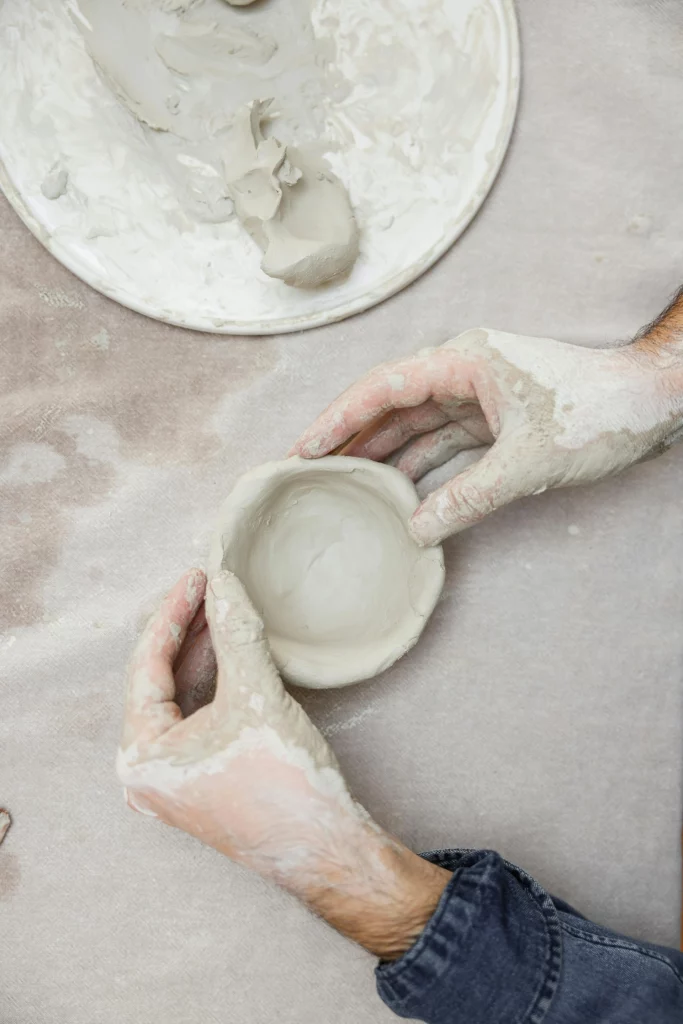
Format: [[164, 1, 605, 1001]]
[[239, 470, 416, 638], [227, 467, 434, 682], [214, 458, 445, 687]]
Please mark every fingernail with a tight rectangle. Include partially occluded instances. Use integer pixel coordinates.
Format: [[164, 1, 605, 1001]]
[[209, 570, 237, 601], [208, 574, 234, 625], [298, 437, 325, 458], [185, 567, 206, 605]]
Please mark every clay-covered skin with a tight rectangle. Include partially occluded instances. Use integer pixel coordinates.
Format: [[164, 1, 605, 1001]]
[[225, 101, 359, 288], [117, 569, 450, 958], [207, 457, 444, 687], [291, 326, 683, 546], [118, 570, 360, 882]]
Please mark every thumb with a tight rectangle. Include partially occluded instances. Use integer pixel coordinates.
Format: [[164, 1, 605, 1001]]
[[409, 443, 540, 546], [205, 570, 285, 709]]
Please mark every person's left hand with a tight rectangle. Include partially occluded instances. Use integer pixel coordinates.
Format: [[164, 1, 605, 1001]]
[[118, 567, 353, 881], [117, 568, 450, 956]]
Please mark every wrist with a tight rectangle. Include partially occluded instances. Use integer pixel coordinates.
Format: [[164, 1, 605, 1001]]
[[627, 337, 683, 426], [631, 285, 683, 369], [360, 845, 451, 960], [631, 333, 683, 371], [292, 822, 451, 960]]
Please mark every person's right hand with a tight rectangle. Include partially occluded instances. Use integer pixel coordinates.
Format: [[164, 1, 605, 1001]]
[[291, 327, 683, 546]]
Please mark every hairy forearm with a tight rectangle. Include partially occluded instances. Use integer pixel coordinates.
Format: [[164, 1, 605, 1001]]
[[626, 288, 683, 455], [284, 822, 451, 960], [634, 286, 683, 359]]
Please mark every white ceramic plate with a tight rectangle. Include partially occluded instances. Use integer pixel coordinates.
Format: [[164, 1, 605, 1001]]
[[0, 0, 519, 335]]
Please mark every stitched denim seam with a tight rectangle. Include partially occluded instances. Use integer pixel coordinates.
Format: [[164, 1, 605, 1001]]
[[377, 861, 479, 984], [379, 849, 562, 1024], [426, 850, 564, 1023], [560, 922, 683, 986], [379, 862, 502, 1016]]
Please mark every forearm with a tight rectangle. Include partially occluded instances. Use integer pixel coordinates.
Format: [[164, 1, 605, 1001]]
[[634, 285, 683, 358], [282, 819, 451, 960], [620, 287, 683, 452]]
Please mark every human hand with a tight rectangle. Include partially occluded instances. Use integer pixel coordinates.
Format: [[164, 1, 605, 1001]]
[[291, 327, 683, 546], [117, 568, 449, 957]]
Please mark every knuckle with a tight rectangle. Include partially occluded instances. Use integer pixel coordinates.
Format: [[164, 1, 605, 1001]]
[[457, 484, 490, 517], [444, 480, 493, 522], [443, 327, 489, 353]]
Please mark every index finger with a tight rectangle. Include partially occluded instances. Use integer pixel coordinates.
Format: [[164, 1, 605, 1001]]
[[288, 350, 444, 459], [122, 568, 207, 747]]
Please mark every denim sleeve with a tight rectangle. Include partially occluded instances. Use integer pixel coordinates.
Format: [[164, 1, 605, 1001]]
[[375, 848, 683, 1024]]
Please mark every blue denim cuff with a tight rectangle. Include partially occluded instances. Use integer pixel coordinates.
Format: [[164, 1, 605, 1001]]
[[376, 849, 562, 1024]]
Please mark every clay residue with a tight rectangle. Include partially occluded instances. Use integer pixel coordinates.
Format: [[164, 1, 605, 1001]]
[[70, 1, 358, 289], [225, 100, 359, 288], [158, 0, 203, 11], [74, 0, 184, 133], [1, 0, 516, 329], [156, 21, 276, 74], [41, 163, 68, 200]]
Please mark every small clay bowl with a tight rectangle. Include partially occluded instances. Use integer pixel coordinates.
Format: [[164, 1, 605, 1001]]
[[208, 456, 445, 688]]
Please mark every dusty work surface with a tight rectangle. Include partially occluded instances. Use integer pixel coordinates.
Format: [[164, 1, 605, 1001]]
[[1, 2, 683, 1021]]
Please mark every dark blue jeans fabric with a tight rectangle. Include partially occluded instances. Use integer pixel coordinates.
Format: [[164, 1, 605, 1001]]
[[376, 849, 683, 1023]]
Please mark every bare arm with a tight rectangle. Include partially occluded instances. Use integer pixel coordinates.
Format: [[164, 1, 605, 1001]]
[[635, 285, 683, 356]]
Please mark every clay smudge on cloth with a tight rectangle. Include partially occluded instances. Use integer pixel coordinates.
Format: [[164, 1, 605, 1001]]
[[0, 199, 277, 629]]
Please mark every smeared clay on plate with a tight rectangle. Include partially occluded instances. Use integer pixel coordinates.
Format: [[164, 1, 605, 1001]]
[[0, 0, 519, 331], [207, 456, 445, 688], [71, 0, 359, 288]]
